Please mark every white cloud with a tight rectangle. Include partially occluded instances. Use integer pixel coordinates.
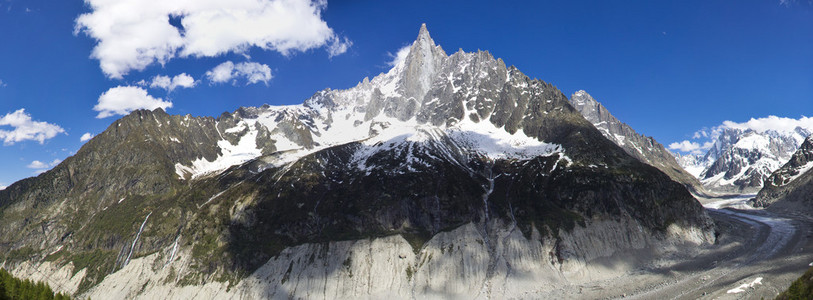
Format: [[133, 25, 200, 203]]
[[327, 36, 352, 58], [669, 140, 713, 155], [0, 109, 66, 145], [93, 86, 173, 118], [27, 159, 62, 174], [206, 61, 272, 85], [206, 61, 236, 83], [80, 132, 94, 142], [149, 73, 196, 91], [27, 159, 61, 169], [0, 185, 6, 191], [721, 115, 813, 134], [0, 79, 6, 87], [74, 0, 351, 79], [235, 62, 272, 85], [27, 160, 48, 169], [387, 45, 411, 67]]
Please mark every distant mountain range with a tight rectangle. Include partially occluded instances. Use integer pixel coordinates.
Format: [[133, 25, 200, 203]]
[[675, 127, 811, 193], [753, 135, 813, 211], [566, 90, 813, 196]]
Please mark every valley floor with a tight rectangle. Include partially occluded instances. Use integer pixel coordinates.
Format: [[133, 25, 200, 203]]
[[539, 194, 813, 299]]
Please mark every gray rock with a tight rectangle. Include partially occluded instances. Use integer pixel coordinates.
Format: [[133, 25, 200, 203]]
[[570, 90, 707, 195]]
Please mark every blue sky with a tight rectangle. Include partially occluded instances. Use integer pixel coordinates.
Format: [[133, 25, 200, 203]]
[[0, 0, 811, 187]]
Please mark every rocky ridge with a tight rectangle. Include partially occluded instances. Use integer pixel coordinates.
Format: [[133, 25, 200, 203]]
[[569, 90, 706, 195]]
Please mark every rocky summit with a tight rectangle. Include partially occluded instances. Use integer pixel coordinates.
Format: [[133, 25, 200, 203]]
[[0, 24, 715, 299]]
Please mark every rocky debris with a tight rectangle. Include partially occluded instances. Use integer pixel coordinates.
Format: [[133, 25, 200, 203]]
[[81, 219, 710, 300]]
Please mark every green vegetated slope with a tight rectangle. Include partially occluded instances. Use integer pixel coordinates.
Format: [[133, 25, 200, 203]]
[[0, 268, 72, 300], [777, 267, 813, 300]]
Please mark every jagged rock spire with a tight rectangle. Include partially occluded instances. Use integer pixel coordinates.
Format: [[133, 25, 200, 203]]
[[416, 23, 433, 48], [399, 23, 447, 101]]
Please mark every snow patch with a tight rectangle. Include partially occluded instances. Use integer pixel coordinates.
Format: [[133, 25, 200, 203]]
[[783, 161, 813, 186], [734, 134, 770, 152], [726, 277, 763, 294], [175, 122, 262, 179], [450, 116, 562, 160]]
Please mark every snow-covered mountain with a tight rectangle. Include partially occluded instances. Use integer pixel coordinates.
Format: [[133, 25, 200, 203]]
[[673, 152, 713, 178], [172, 24, 564, 180], [570, 90, 706, 195], [0, 24, 715, 299], [753, 135, 813, 209], [691, 127, 810, 193]]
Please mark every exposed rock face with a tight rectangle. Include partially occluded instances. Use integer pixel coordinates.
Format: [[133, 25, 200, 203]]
[[0, 24, 715, 298], [78, 220, 709, 300], [569, 90, 706, 195], [697, 128, 809, 193], [753, 136, 813, 210]]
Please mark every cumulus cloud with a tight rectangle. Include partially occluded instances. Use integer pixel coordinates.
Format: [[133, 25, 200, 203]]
[[721, 115, 813, 133], [205, 61, 272, 85], [327, 36, 352, 58], [387, 45, 411, 67], [27, 159, 62, 174], [27, 159, 61, 169], [28, 160, 48, 169], [80, 132, 94, 142], [0, 109, 66, 145], [669, 140, 714, 155], [93, 86, 173, 118], [74, 0, 350, 78], [148, 73, 196, 91]]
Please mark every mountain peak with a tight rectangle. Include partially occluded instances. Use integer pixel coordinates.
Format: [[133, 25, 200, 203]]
[[399, 24, 447, 101], [411, 23, 439, 53], [409, 23, 443, 57], [418, 23, 430, 40], [571, 90, 593, 105]]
